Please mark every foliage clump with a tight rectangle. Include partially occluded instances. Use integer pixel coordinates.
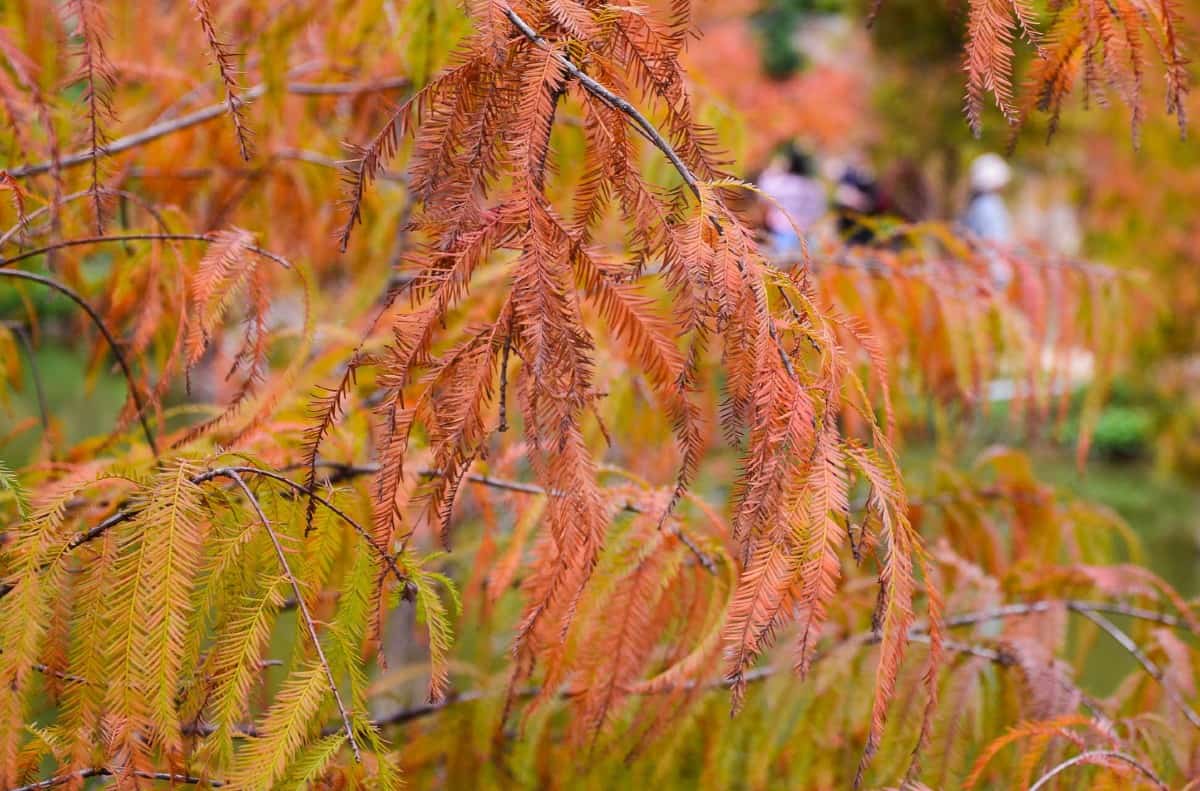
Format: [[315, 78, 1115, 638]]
[[0, 0, 1195, 789]]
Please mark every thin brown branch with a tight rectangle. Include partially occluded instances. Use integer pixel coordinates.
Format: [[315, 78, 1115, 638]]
[[7, 323, 48, 434], [354, 631, 1010, 730], [0, 187, 177, 248], [503, 7, 700, 198], [1027, 750, 1167, 791], [11, 769, 222, 791], [942, 600, 1192, 631], [7, 77, 409, 179], [298, 460, 720, 573], [498, 321, 513, 432], [210, 465, 408, 590], [286, 77, 410, 96], [273, 147, 405, 181], [0, 646, 90, 684], [0, 233, 292, 271], [192, 597, 1191, 734], [1075, 607, 1200, 730], [0, 463, 394, 610], [225, 470, 363, 763]]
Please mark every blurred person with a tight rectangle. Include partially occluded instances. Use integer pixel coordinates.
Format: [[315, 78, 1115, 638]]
[[962, 153, 1014, 242], [962, 152, 1015, 286], [834, 166, 883, 246], [757, 142, 827, 255], [881, 158, 933, 224]]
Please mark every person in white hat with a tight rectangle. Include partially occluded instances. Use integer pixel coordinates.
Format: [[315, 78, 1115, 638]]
[[962, 152, 1014, 285], [962, 153, 1013, 242]]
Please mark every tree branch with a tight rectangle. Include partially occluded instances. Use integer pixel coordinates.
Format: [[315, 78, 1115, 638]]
[[11, 769, 222, 791], [0, 269, 157, 454], [503, 8, 804, 385], [226, 470, 363, 763], [503, 7, 700, 198], [1, 187, 179, 248], [942, 600, 1191, 631], [299, 460, 720, 573], [1027, 750, 1167, 791], [7, 77, 410, 179], [345, 631, 1013, 731], [7, 323, 48, 434], [1075, 607, 1200, 730], [185, 595, 1199, 736], [0, 232, 293, 271], [0, 464, 398, 604], [209, 464, 408, 591]]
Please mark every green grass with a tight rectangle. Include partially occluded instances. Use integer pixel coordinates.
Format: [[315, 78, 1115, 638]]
[[1033, 452, 1200, 594], [0, 342, 128, 467]]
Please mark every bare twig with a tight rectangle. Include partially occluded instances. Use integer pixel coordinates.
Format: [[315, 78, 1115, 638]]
[[349, 631, 1014, 730], [273, 147, 405, 181], [498, 321, 513, 433], [226, 470, 363, 763], [11, 769, 222, 791], [1075, 607, 1200, 730], [434, 468, 719, 572], [297, 460, 720, 573], [287, 77, 410, 96], [208, 465, 408, 591], [0, 269, 157, 454], [7, 77, 409, 179], [1, 187, 179, 248], [7, 323, 48, 433], [941, 600, 1190, 631], [503, 7, 698, 198], [0, 648, 90, 684], [0, 232, 293, 271], [1027, 750, 1167, 791]]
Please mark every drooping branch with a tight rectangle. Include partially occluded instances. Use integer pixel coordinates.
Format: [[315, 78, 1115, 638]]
[[7, 323, 48, 433], [1075, 607, 1200, 730], [1027, 750, 1167, 791], [72, 0, 114, 234], [190, 0, 253, 160], [502, 6, 700, 198], [0, 269, 157, 453], [226, 470, 363, 764], [503, 7, 817, 393], [0, 232, 292, 271], [211, 465, 409, 590], [0, 464, 405, 601]]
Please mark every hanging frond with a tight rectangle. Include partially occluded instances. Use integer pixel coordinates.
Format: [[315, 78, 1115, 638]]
[[189, 0, 253, 160], [69, 0, 116, 233]]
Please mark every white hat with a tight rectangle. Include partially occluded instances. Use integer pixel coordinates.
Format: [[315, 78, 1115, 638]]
[[969, 153, 1012, 192]]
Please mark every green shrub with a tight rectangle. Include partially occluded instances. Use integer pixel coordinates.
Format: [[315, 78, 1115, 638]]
[[1089, 406, 1154, 460]]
